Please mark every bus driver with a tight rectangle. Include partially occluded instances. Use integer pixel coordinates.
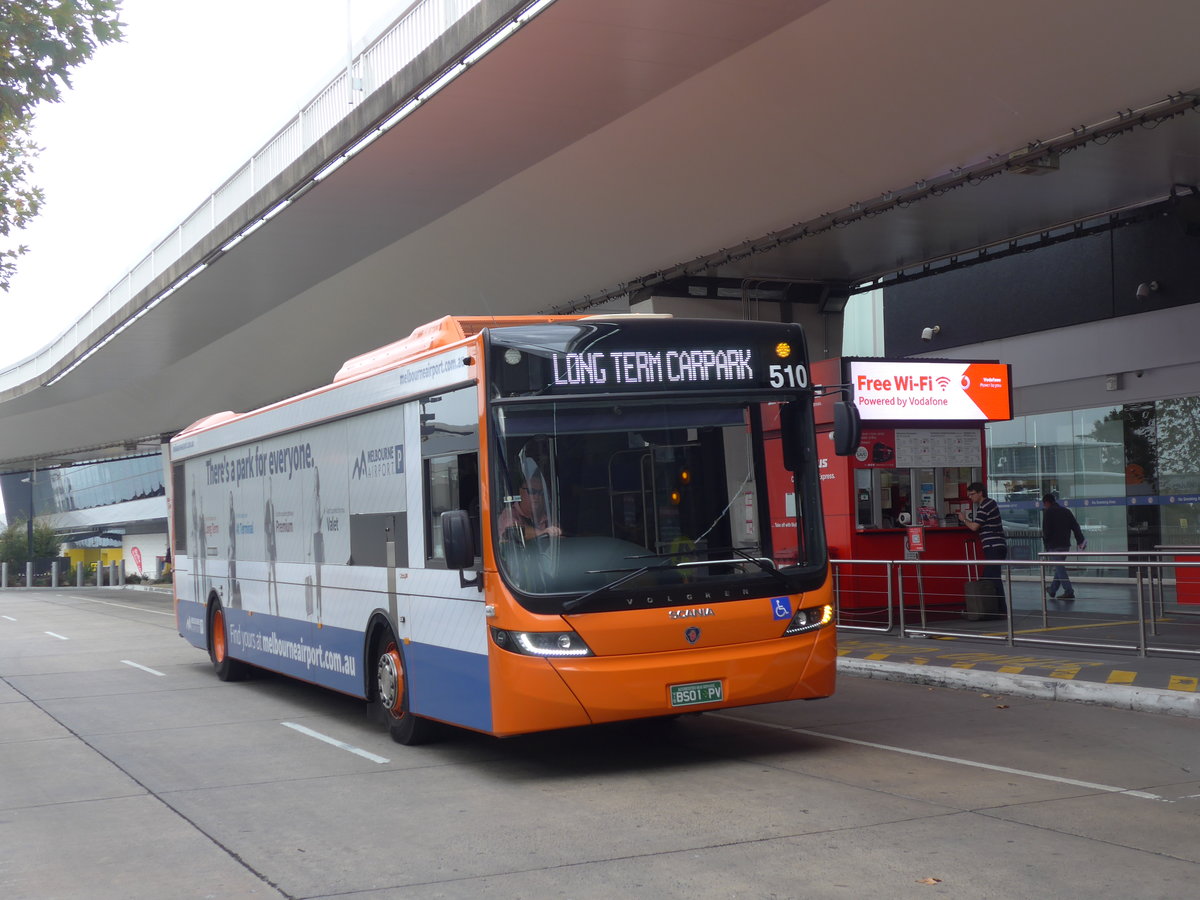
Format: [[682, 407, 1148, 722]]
[[498, 476, 561, 543]]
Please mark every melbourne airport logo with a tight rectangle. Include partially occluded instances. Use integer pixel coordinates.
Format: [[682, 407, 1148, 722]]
[[352, 444, 404, 480]]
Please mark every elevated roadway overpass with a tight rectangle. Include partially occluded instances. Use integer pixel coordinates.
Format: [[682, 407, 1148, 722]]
[[2, 0, 1199, 474]]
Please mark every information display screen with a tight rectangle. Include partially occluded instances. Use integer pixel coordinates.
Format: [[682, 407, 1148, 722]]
[[488, 320, 812, 397], [848, 360, 1012, 421]]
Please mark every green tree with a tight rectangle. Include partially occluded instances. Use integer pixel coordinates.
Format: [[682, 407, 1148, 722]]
[[1, 1, 124, 291], [0, 517, 60, 564]]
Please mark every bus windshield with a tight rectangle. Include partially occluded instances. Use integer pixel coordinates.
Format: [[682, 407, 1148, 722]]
[[492, 396, 822, 612]]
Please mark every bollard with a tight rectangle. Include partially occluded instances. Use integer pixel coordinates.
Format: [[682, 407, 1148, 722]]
[[97, 561, 104, 587], [1, 561, 7, 588], [119, 560, 126, 587], [26, 561, 34, 587], [76, 562, 84, 588], [109, 561, 118, 586], [51, 561, 58, 588]]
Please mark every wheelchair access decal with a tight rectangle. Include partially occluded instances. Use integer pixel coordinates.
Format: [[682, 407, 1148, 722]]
[[771, 596, 793, 620]]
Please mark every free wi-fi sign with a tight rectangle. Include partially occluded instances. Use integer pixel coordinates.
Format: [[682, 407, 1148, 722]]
[[848, 360, 1012, 422]]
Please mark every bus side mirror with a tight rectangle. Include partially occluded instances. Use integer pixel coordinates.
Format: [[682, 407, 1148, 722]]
[[833, 401, 861, 456], [441, 510, 480, 589], [779, 401, 808, 472]]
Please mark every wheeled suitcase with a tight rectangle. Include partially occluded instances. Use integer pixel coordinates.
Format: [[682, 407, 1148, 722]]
[[964, 540, 1005, 621], [964, 579, 1003, 621]]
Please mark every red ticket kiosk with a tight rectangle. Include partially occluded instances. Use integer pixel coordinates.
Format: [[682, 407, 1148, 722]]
[[811, 357, 1013, 622]]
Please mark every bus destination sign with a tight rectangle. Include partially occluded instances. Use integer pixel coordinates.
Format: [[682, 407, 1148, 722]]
[[551, 348, 754, 387], [489, 320, 811, 397], [545, 347, 809, 392]]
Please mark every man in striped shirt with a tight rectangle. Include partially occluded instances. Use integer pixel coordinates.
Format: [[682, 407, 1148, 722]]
[[957, 482, 1008, 613]]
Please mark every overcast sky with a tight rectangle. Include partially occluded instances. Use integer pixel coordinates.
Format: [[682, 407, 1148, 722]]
[[0, 0, 408, 524], [0, 0, 406, 370]]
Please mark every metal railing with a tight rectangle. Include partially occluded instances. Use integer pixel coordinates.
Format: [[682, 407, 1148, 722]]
[[833, 551, 1200, 658], [0, 0, 486, 394]]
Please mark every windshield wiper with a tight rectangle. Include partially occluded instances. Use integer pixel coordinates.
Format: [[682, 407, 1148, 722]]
[[563, 547, 793, 614], [562, 556, 679, 613], [701, 546, 792, 586]]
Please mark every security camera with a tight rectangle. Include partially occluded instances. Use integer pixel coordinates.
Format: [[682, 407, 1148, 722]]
[[1136, 281, 1159, 300], [920, 325, 940, 342]]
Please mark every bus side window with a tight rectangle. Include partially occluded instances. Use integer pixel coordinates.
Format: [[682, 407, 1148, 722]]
[[172, 464, 188, 555], [424, 453, 480, 563], [420, 387, 480, 565]]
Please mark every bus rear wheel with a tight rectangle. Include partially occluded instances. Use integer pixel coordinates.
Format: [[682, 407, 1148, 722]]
[[373, 630, 437, 745], [208, 599, 249, 682]]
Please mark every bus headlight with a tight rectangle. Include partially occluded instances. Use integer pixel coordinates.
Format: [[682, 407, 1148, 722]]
[[782, 604, 833, 635], [491, 627, 593, 657]]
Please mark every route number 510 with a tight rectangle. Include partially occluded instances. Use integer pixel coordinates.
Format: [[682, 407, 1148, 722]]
[[769, 364, 809, 388]]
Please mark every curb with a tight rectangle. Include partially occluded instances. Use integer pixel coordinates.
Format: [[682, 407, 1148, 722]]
[[2, 585, 172, 593], [838, 657, 1199, 719]]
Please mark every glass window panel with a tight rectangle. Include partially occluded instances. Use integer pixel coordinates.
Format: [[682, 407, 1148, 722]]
[[37, 455, 165, 514], [420, 387, 480, 564], [491, 397, 823, 608], [1155, 396, 1200, 546]]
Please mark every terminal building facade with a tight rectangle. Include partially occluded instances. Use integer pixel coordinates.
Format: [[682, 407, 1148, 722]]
[[885, 194, 1200, 558], [4, 198, 1199, 572], [0, 454, 167, 578]]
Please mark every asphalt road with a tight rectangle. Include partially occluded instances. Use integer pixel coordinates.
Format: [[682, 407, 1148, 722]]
[[2, 588, 1198, 899]]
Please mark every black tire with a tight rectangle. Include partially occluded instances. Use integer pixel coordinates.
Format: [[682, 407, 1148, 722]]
[[630, 713, 685, 733], [208, 599, 249, 682], [371, 627, 438, 745]]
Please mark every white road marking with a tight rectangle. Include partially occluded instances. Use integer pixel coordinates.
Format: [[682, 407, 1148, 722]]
[[281, 722, 389, 764], [69, 595, 173, 616], [717, 714, 1166, 801], [122, 660, 166, 676], [45, 631, 69, 640], [2, 615, 15, 621]]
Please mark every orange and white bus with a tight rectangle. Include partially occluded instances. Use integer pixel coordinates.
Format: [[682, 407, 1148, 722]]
[[168, 315, 854, 743]]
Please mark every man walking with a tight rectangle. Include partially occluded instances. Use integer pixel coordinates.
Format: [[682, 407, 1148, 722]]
[[1042, 493, 1086, 600]]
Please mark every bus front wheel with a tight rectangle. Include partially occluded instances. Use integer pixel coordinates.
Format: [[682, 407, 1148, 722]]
[[208, 600, 249, 682], [373, 631, 437, 745]]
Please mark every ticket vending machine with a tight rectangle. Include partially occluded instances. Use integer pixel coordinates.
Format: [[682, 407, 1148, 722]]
[[809, 357, 1014, 622]]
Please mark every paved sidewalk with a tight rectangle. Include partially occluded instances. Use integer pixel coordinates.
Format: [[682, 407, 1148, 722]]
[[836, 629, 1200, 718]]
